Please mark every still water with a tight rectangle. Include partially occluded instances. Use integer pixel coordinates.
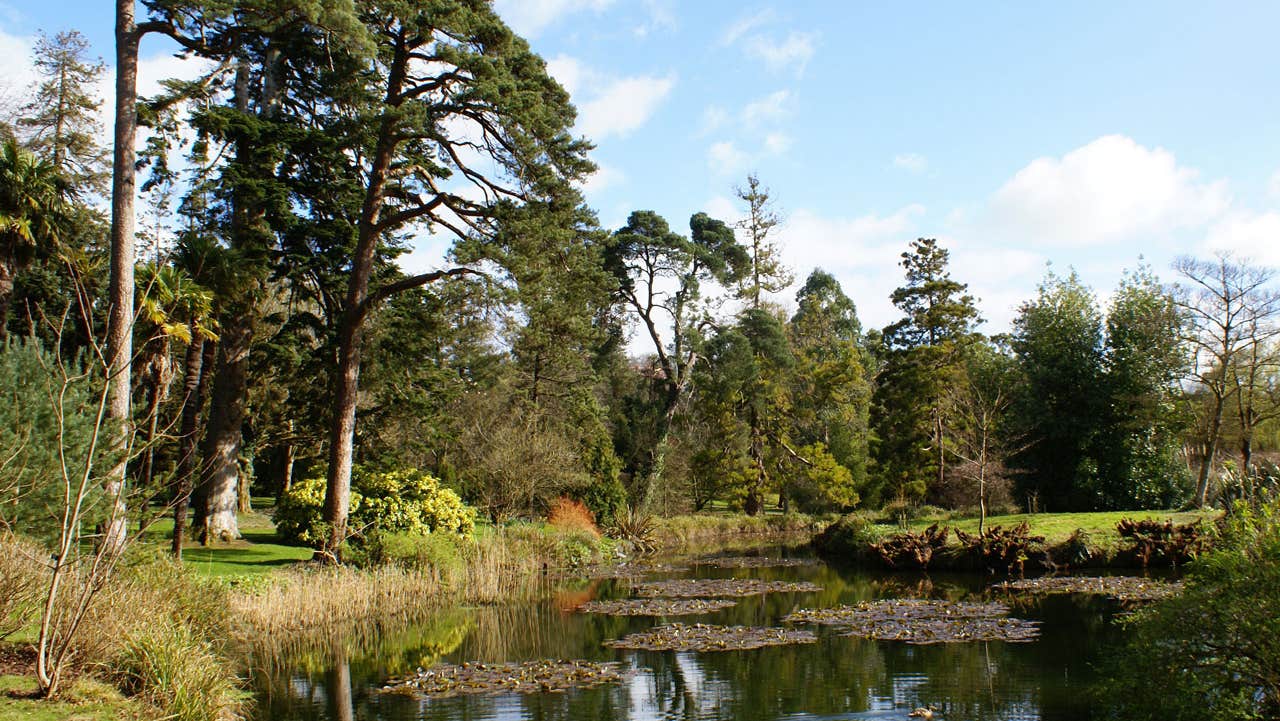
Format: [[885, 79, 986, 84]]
[[249, 552, 1124, 721]]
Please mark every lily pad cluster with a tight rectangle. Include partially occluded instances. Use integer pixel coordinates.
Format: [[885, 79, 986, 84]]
[[575, 598, 738, 616], [633, 578, 823, 598], [382, 660, 626, 698], [697, 556, 815, 569], [579, 562, 690, 580], [604, 623, 818, 652], [784, 599, 1040, 644], [993, 575, 1183, 602]]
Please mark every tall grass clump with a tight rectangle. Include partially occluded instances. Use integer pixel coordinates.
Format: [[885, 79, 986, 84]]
[[115, 623, 243, 721], [0, 532, 45, 639]]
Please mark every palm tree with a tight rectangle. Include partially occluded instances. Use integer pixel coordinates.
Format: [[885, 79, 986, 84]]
[[0, 139, 66, 339], [134, 261, 216, 527]]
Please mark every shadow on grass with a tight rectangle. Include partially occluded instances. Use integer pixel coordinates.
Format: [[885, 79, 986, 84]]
[[181, 530, 313, 576]]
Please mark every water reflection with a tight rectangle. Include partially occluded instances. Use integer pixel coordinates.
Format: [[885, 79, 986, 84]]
[[251, 552, 1114, 721]]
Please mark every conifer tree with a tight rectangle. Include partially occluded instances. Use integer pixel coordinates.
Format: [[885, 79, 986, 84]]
[[871, 238, 979, 504]]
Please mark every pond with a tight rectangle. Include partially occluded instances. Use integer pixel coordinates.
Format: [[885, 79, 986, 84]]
[[247, 548, 1137, 721]]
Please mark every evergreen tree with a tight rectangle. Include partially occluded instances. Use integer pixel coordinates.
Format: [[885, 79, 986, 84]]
[[20, 30, 108, 194], [787, 269, 870, 510], [1095, 267, 1191, 508], [1009, 270, 1105, 511], [605, 209, 747, 509], [317, 0, 594, 557], [871, 238, 979, 504]]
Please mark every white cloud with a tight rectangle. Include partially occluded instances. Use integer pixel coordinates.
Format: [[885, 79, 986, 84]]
[[742, 89, 791, 125], [892, 152, 928, 172], [633, 0, 677, 38], [763, 132, 792, 155], [704, 194, 738, 222], [708, 140, 750, 175], [492, 0, 614, 38], [707, 131, 793, 175], [545, 55, 589, 97], [1204, 211, 1280, 266], [986, 134, 1230, 247], [0, 27, 35, 103], [746, 31, 817, 75], [699, 105, 728, 135], [775, 205, 926, 328], [578, 162, 625, 196], [721, 9, 775, 46], [547, 54, 675, 142], [578, 74, 675, 141]]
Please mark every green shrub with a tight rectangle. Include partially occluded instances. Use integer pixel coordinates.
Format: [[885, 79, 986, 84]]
[[0, 338, 118, 540], [366, 530, 464, 574], [276, 467, 476, 547], [578, 474, 627, 527], [812, 513, 884, 559], [1099, 500, 1280, 720]]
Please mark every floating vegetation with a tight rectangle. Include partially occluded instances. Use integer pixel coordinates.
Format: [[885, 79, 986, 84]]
[[382, 660, 627, 698], [993, 575, 1183, 602], [575, 598, 737, 616], [579, 562, 690, 580], [697, 555, 815, 569], [604, 623, 817, 652], [784, 600, 1040, 644], [633, 578, 822, 598]]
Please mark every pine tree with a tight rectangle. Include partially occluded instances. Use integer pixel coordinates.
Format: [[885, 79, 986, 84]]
[[20, 30, 108, 195], [871, 238, 979, 504]]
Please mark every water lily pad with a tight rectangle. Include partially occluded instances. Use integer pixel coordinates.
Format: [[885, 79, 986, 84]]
[[633, 578, 823, 598], [575, 598, 738, 616], [604, 623, 817, 652], [382, 660, 626, 698], [784, 600, 1040, 644], [697, 556, 816, 569], [992, 575, 1183, 602]]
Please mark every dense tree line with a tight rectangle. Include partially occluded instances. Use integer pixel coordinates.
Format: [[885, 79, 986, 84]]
[[2, 2, 1280, 576]]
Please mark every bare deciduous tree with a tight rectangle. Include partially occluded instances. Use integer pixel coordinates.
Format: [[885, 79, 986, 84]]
[[1173, 253, 1280, 506]]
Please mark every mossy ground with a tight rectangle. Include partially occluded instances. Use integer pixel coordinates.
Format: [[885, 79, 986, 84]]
[[0, 675, 151, 721]]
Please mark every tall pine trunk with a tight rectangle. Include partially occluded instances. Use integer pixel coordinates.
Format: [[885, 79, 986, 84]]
[[102, 0, 138, 554], [321, 42, 407, 560]]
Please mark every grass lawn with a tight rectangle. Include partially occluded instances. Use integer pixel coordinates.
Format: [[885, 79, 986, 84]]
[[905, 509, 1220, 545], [137, 503, 312, 578], [0, 675, 148, 721]]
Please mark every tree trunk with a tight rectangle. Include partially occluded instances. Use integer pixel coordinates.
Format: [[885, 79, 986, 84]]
[[321, 41, 408, 560], [0, 263, 14, 342], [172, 335, 206, 559], [638, 388, 679, 513], [745, 406, 766, 516], [237, 453, 253, 512], [281, 421, 295, 495], [102, 0, 138, 555], [196, 319, 251, 543], [1195, 393, 1226, 507]]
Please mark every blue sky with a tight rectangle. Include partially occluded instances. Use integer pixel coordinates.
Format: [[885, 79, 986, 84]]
[[3, 1, 1278, 331]]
